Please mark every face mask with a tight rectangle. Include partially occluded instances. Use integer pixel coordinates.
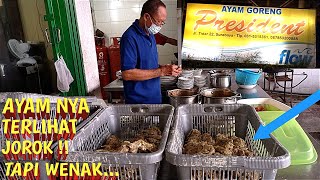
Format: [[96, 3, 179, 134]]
[[148, 23, 161, 34], [145, 16, 162, 34]]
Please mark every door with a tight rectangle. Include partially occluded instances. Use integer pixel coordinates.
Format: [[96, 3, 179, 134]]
[[0, 0, 26, 92], [44, 0, 87, 96]]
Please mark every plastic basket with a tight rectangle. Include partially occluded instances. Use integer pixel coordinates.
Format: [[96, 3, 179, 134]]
[[235, 69, 261, 85], [166, 104, 290, 180], [54, 104, 174, 180]]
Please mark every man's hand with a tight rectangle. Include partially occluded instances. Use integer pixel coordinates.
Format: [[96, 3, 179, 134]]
[[171, 65, 182, 76], [160, 64, 182, 77]]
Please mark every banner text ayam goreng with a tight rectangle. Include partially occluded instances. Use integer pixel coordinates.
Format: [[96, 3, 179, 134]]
[[182, 3, 316, 67]]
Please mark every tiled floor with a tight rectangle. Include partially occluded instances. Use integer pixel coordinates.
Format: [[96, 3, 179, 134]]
[[267, 92, 320, 142]]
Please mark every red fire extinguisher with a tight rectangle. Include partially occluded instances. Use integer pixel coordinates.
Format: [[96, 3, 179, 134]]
[[95, 36, 111, 100]]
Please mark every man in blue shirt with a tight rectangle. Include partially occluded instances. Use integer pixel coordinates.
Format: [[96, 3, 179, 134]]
[[120, 0, 182, 104]]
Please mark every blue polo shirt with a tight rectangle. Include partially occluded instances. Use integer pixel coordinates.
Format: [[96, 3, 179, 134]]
[[120, 19, 161, 104]]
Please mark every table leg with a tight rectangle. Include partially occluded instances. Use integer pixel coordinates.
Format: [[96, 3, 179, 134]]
[[284, 71, 287, 103], [290, 71, 293, 107], [263, 72, 266, 89], [268, 76, 271, 93], [108, 92, 112, 103]]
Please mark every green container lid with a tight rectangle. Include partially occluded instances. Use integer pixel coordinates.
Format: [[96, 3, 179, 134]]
[[257, 111, 318, 165]]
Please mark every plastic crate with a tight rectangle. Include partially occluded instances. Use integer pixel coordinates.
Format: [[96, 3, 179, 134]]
[[166, 104, 290, 180], [54, 104, 174, 180]]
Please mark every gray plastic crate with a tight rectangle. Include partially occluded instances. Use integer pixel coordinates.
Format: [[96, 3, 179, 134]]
[[54, 104, 174, 180], [166, 104, 290, 180]]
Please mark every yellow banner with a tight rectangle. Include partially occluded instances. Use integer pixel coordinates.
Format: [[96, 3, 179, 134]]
[[184, 3, 316, 46], [182, 4, 316, 67]]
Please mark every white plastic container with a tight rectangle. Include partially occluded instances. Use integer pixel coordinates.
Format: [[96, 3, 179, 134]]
[[237, 98, 298, 118]]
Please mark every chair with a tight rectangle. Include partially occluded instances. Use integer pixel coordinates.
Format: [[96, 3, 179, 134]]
[[263, 68, 294, 106]]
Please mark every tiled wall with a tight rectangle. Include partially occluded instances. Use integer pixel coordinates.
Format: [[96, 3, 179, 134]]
[[92, 0, 178, 65], [256, 69, 320, 94]]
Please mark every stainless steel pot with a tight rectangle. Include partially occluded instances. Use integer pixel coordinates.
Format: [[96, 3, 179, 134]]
[[208, 69, 233, 75], [210, 73, 231, 88], [200, 88, 241, 104], [168, 89, 200, 107]]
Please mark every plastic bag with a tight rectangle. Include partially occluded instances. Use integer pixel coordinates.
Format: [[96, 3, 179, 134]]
[[54, 55, 74, 92]]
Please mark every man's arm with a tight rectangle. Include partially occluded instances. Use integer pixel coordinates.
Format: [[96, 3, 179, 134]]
[[122, 68, 162, 81], [166, 37, 177, 46], [122, 65, 182, 81], [155, 33, 177, 46]]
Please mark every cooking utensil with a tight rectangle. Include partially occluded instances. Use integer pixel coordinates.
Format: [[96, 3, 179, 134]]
[[161, 76, 177, 85], [200, 88, 241, 104], [180, 70, 193, 78], [210, 73, 231, 88], [235, 68, 261, 85], [194, 75, 207, 88], [238, 84, 257, 89], [208, 69, 233, 75], [177, 76, 194, 89], [168, 89, 200, 107], [193, 69, 202, 76]]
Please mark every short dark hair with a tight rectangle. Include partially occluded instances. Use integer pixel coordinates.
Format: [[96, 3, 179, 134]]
[[140, 0, 166, 17]]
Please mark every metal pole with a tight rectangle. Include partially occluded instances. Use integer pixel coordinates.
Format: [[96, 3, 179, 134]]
[[177, 0, 182, 67], [299, 0, 305, 8], [280, 0, 294, 7], [248, 0, 259, 6]]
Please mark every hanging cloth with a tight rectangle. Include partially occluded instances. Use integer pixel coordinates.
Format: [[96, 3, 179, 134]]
[[54, 55, 74, 92]]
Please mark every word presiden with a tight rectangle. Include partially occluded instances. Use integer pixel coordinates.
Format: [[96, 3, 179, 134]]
[[193, 10, 305, 35]]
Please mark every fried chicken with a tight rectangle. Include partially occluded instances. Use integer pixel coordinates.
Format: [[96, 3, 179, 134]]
[[186, 129, 202, 143], [183, 142, 202, 155], [97, 127, 162, 153], [183, 130, 253, 157], [134, 127, 162, 145], [200, 142, 215, 155], [231, 136, 246, 148], [214, 145, 233, 155], [201, 133, 214, 144], [130, 139, 155, 153]]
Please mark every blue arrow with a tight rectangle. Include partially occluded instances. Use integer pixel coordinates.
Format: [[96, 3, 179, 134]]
[[254, 89, 320, 140]]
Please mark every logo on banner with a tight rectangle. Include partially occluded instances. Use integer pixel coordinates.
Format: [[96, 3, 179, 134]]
[[279, 48, 314, 65]]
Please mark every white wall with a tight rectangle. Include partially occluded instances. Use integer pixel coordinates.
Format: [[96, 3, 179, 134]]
[[92, 0, 178, 65], [257, 69, 320, 94]]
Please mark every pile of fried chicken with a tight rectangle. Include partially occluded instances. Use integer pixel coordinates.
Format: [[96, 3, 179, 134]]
[[183, 129, 253, 156], [97, 127, 162, 153]]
